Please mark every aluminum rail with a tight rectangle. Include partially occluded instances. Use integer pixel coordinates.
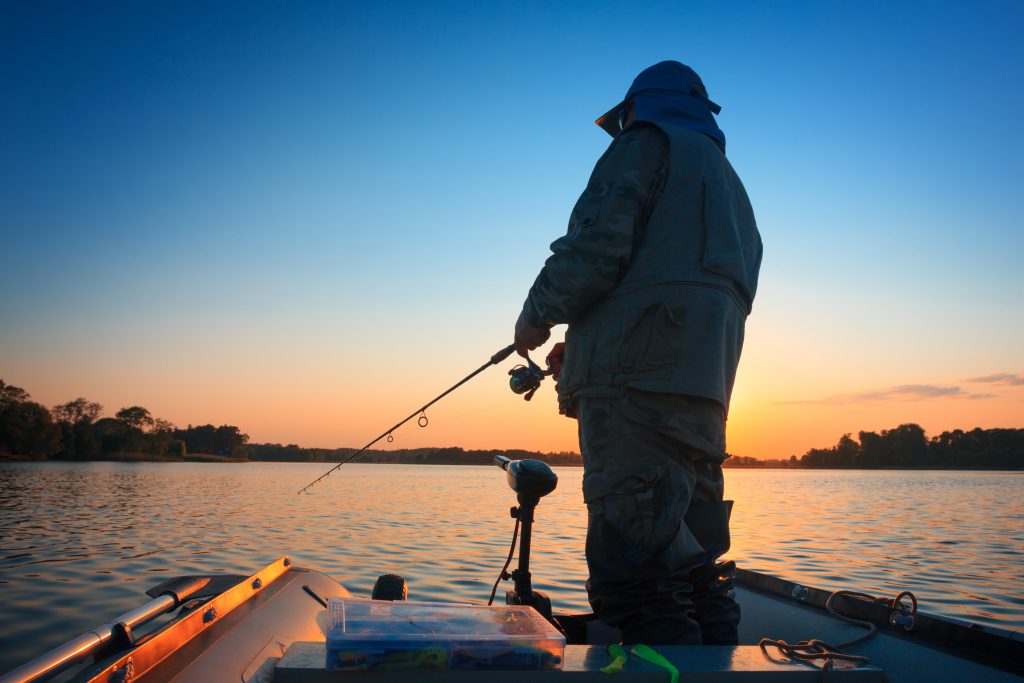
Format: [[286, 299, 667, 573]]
[[0, 577, 207, 683]]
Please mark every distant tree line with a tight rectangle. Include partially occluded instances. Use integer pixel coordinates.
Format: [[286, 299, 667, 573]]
[[246, 443, 583, 467], [724, 455, 799, 468], [0, 379, 248, 461], [0, 378, 574, 465], [795, 423, 1022, 469], [3, 379, 1020, 469], [723, 423, 1023, 470]]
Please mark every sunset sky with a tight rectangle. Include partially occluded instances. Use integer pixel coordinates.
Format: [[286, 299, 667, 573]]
[[2, 1, 1021, 459]]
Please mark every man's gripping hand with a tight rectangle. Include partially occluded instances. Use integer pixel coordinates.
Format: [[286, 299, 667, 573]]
[[514, 310, 551, 358], [546, 342, 565, 381]]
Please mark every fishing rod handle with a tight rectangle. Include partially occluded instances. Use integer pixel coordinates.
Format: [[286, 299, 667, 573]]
[[491, 344, 515, 365]]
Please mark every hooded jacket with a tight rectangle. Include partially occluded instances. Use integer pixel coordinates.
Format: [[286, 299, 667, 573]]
[[522, 121, 761, 415]]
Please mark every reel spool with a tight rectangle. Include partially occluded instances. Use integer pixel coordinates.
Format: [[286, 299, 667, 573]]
[[508, 356, 551, 401]]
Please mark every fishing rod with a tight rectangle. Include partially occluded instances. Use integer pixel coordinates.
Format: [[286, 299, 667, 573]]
[[297, 344, 551, 494]]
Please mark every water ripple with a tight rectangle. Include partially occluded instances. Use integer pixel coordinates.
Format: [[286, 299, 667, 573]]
[[0, 462, 1021, 673]]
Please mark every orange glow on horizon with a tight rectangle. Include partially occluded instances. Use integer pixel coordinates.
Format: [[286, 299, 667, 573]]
[[9, 328, 1022, 460]]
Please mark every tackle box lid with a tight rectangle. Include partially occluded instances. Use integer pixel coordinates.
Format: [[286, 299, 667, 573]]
[[326, 597, 566, 643]]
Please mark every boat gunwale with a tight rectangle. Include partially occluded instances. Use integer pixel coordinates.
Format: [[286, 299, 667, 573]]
[[77, 557, 293, 683], [735, 567, 1024, 676]]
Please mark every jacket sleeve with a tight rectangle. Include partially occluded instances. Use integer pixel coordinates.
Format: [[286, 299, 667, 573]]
[[522, 125, 668, 327]]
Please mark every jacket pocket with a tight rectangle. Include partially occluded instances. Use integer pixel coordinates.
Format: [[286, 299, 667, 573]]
[[558, 327, 593, 393], [701, 179, 763, 310], [584, 463, 691, 565], [618, 302, 685, 372]]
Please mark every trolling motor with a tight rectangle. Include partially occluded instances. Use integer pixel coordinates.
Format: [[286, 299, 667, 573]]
[[508, 354, 552, 401], [489, 455, 558, 620]]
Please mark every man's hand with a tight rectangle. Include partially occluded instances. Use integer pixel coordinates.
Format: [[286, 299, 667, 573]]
[[514, 311, 551, 358], [546, 342, 565, 381]]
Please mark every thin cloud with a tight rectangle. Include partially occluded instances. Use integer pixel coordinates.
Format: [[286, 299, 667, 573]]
[[783, 384, 994, 405], [964, 373, 1024, 386]]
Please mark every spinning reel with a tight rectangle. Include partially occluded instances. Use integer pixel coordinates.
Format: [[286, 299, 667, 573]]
[[508, 355, 552, 401]]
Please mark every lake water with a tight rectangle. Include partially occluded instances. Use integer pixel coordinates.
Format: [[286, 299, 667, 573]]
[[0, 462, 1021, 672]]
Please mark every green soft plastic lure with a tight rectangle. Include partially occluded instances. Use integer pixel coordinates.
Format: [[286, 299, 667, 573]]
[[630, 644, 680, 683], [601, 643, 629, 674], [601, 643, 679, 682]]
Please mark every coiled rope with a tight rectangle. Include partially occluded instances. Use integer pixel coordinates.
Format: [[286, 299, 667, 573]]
[[759, 589, 918, 671]]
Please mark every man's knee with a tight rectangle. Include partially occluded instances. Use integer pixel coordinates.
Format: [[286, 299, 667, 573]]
[[584, 463, 705, 615], [585, 462, 700, 562]]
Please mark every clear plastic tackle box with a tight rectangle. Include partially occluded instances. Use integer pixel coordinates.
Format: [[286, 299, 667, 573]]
[[325, 597, 565, 671]]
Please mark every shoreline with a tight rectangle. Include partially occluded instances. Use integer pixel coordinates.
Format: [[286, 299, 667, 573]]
[[2, 454, 1021, 471]]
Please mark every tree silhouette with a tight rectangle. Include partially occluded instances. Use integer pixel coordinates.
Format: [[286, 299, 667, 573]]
[[115, 406, 154, 431], [0, 380, 31, 408], [52, 398, 103, 425], [0, 380, 61, 457]]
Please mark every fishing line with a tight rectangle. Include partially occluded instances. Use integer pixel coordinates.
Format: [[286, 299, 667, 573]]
[[297, 344, 519, 494]]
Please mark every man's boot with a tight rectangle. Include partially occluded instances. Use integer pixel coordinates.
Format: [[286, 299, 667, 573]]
[[684, 500, 741, 644]]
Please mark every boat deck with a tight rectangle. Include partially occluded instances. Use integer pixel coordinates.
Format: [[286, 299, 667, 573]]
[[8, 562, 1021, 683], [272, 582, 1022, 682], [736, 584, 1022, 682]]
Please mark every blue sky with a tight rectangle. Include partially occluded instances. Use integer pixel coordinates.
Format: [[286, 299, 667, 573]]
[[2, 1, 1022, 456]]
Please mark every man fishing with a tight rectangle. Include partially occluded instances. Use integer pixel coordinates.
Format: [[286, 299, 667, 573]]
[[513, 61, 762, 646]]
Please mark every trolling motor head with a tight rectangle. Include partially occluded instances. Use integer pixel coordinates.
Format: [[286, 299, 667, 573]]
[[508, 354, 551, 401], [494, 455, 558, 504]]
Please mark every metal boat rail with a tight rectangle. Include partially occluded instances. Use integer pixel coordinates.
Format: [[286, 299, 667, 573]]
[[0, 577, 209, 683]]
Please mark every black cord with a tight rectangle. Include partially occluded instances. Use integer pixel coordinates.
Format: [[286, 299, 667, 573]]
[[488, 516, 520, 606]]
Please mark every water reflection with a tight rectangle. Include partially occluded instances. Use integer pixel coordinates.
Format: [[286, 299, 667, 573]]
[[0, 462, 1021, 672]]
